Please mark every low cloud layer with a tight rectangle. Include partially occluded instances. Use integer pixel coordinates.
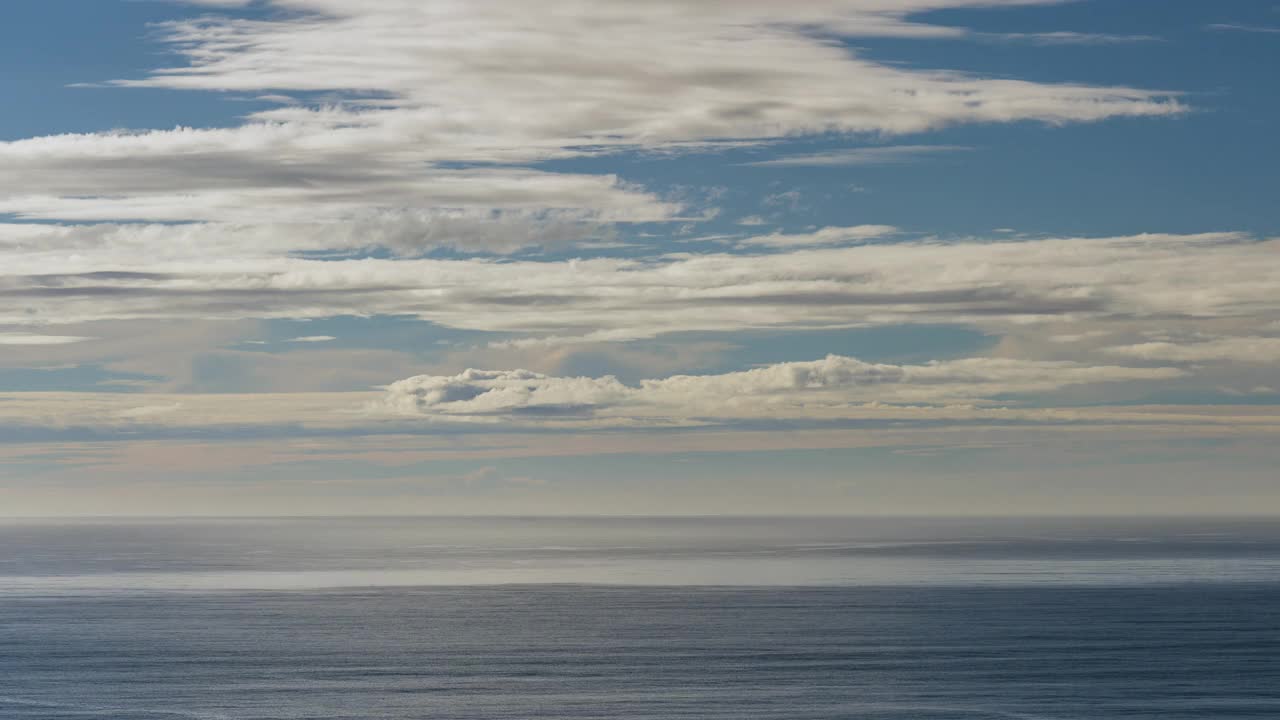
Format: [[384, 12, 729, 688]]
[[378, 354, 1184, 421], [1109, 337, 1280, 365], [0, 333, 93, 346]]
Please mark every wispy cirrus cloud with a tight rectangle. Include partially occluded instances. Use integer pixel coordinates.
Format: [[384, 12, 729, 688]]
[[741, 145, 971, 168], [736, 225, 900, 248], [981, 31, 1161, 45], [0, 0, 1182, 236], [1206, 23, 1280, 34]]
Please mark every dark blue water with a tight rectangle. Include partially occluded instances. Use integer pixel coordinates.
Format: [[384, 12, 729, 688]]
[[2, 517, 1278, 719]]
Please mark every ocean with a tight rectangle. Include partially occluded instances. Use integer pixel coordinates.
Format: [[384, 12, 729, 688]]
[[1, 516, 1277, 719]]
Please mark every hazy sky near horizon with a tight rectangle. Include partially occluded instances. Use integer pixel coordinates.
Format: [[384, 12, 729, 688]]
[[1, 0, 1278, 516]]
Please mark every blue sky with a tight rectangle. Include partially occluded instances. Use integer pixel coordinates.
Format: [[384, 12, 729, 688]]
[[0, 0, 1278, 515]]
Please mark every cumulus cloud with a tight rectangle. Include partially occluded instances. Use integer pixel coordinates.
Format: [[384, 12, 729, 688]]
[[381, 369, 633, 417], [376, 354, 1184, 420], [13, 384, 1280, 451]]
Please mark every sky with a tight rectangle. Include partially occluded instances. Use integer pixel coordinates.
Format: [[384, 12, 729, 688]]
[[1, 0, 1278, 516]]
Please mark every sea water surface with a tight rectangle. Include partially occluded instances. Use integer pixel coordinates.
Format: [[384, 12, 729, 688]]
[[1, 516, 1278, 719]]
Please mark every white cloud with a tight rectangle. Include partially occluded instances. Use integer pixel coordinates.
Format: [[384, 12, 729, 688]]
[[3, 231, 1275, 350], [0, 0, 1181, 232], [737, 224, 899, 248], [0, 140, 678, 224], [742, 145, 970, 167], [0, 2, 1241, 418], [377, 354, 1183, 420], [12, 387, 1280, 456], [114, 403, 184, 420], [1109, 337, 1280, 364], [457, 466, 545, 489], [0, 333, 93, 346], [1206, 24, 1280, 34], [0, 209, 630, 262], [984, 31, 1161, 45], [380, 369, 633, 417], [0, 0, 1272, 513], [123, 0, 1182, 150]]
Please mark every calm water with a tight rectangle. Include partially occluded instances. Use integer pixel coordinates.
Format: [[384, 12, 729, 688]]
[[1, 517, 1278, 719]]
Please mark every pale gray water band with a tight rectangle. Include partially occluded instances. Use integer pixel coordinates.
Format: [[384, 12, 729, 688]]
[[3, 517, 1278, 719]]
